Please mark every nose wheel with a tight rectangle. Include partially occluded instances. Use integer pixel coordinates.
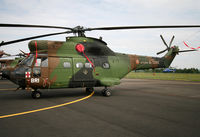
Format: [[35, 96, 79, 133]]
[[31, 90, 42, 99], [102, 87, 111, 97]]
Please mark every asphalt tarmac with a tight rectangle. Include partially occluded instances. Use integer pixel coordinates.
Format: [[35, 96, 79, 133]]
[[0, 79, 200, 137]]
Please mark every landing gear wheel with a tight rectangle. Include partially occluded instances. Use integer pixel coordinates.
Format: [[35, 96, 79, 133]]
[[31, 91, 42, 99], [102, 87, 111, 97], [86, 87, 94, 94]]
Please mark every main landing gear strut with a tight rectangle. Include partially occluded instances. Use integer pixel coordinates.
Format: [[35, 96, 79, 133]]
[[31, 89, 42, 99], [101, 87, 111, 97]]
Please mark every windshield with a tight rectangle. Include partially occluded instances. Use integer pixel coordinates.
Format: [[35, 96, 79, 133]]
[[19, 54, 34, 66]]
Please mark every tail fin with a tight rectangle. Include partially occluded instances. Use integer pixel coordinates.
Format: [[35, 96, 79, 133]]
[[161, 46, 178, 68], [161, 47, 196, 68]]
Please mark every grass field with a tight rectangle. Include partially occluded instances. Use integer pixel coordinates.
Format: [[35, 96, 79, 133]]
[[125, 72, 200, 82]]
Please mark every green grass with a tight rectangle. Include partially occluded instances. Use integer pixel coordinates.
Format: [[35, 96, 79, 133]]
[[125, 72, 200, 82]]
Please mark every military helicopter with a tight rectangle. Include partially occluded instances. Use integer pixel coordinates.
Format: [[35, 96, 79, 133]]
[[0, 50, 11, 58], [0, 24, 199, 99], [0, 51, 25, 79]]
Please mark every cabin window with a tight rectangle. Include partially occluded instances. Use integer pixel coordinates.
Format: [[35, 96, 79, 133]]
[[85, 63, 92, 68], [102, 62, 110, 69], [76, 62, 83, 68], [41, 58, 48, 67], [63, 62, 71, 68]]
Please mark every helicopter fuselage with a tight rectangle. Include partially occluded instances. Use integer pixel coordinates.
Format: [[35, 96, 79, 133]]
[[2, 36, 178, 90]]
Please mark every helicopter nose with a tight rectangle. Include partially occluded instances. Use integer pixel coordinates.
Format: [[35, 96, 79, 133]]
[[2, 67, 26, 88], [2, 70, 11, 79], [12, 67, 27, 87]]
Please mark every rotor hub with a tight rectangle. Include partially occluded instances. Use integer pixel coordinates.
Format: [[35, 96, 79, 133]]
[[72, 26, 86, 37]]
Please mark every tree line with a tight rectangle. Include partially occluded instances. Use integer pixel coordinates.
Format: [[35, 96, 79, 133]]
[[142, 68, 200, 73]]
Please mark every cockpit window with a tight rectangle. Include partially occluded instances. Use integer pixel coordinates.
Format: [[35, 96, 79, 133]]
[[34, 57, 48, 67], [19, 54, 34, 67], [34, 58, 42, 67]]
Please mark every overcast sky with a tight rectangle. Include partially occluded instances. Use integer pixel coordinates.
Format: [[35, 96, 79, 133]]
[[0, 0, 200, 68]]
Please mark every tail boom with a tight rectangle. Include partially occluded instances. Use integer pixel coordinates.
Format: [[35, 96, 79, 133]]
[[128, 48, 177, 71]]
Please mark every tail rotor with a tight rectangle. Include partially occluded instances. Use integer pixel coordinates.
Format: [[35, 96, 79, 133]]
[[157, 35, 175, 55], [157, 35, 196, 55]]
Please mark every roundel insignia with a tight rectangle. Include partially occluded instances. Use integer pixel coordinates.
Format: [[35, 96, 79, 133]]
[[75, 44, 85, 53], [136, 59, 139, 64]]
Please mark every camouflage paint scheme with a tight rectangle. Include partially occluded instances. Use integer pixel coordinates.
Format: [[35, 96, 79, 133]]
[[16, 36, 177, 90]]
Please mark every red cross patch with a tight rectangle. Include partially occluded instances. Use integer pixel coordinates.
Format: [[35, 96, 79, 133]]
[[25, 72, 31, 78]]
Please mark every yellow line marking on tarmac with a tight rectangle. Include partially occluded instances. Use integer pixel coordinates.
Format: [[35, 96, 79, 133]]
[[0, 88, 16, 91], [0, 91, 94, 119]]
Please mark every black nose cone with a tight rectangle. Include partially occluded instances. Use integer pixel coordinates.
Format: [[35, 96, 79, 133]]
[[2, 70, 10, 79]]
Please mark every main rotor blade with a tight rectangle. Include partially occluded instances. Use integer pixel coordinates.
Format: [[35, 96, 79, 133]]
[[0, 53, 25, 58], [0, 23, 73, 30], [157, 48, 168, 55], [14, 53, 26, 57], [169, 35, 175, 48], [19, 50, 28, 55], [0, 31, 72, 46], [160, 35, 169, 49], [86, 25, 200, 31], [3, 52, 11, 56], [178, 49, 197, 53]]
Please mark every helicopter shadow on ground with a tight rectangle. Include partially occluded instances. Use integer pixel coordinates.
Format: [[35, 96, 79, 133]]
[[41, 87, 118, 99], [0, 89, 86, 100], [0, 82, 119, 100], [41, 89, 89, 99]]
